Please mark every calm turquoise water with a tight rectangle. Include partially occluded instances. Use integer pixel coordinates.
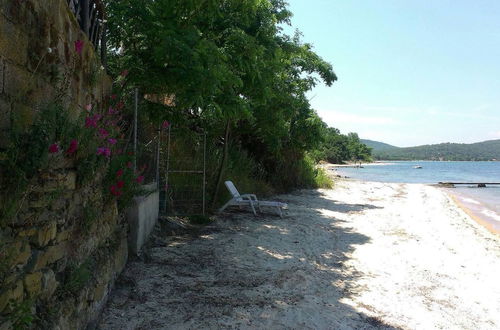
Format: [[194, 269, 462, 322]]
[[337, 161, 500, 231]]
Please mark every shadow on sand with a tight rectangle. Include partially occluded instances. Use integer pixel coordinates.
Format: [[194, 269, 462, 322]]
[[98, 190, 399, 329]]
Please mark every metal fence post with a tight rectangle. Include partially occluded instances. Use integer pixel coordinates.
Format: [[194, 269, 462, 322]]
[[81, 0, 90, 35], [100, 22, 107, 70], [133, 88, 138, 173], [156, 123, 161, 188], [203, 132, 207, 215], [164, 126, 171, 214]]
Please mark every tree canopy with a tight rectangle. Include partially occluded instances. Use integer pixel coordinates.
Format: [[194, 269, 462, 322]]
[[105, 0, 367, 197]]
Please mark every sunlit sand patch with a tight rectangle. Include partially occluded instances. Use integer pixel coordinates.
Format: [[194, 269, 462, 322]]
[[257, 246, 293, 260], [315, 208, 343, 218], [167, 241, 188, 247], [262, 224, 290, 235]]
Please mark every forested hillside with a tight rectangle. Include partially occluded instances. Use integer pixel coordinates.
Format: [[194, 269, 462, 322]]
[[105, 0, 369, 204], [372, 139, 500, 161], [360, 139, 399, 152]]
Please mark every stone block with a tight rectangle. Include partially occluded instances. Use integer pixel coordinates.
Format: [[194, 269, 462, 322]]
[[55, 229, 72, 243], [23, 272, 42, 298], [0, 18, 28, 66], [114, 237, 128, 274], [34, 222, 57, 247], [0, 60, 4, 94], [29, 242, 67, 272], [16, 228, 36, 238], [40, 268, 57, 300], [0, 319, 12, 330], [0, 97, 10, 129], [12, 241, 31, 268], [3, 62, 32, 101], [10, 102, 34, 132], [0, 280, 23, 312], [40, 171, 77, 192], [92, 282, 107, 302]]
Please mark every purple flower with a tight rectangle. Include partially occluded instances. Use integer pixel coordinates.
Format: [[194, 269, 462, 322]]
[[162, 121, 170, 129], [97, 147, 111, 157], [98, 128, 109, 139], [85, 116, 98, 128], [108, 138, 117, 145], [49, 143, 60, 153], [75, 40, 84, 54], [66, 139, 78, 155]]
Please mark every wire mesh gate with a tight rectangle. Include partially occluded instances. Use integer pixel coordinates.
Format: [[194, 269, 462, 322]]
[[161, 128, 207, 216]]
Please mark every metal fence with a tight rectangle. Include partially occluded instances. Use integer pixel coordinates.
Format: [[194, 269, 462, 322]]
[[66, 0, 107, 65], [161, 129, 207, 216]]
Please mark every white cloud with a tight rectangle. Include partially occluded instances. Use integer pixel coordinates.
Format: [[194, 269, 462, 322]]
[[489, 131, 500, 139]]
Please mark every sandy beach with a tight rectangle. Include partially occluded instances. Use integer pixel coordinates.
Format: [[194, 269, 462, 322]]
[[98, 180, 500, 330]]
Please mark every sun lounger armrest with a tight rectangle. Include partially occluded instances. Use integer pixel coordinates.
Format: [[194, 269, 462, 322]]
[[240, 194, 258, 201]]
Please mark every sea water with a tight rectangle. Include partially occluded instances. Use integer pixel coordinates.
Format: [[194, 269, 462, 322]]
[[336, 161, 500, 232]]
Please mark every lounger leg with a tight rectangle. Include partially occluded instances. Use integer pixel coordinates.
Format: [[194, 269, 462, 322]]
[[249, 201, 257, 216], [219, 198, 236, 213]]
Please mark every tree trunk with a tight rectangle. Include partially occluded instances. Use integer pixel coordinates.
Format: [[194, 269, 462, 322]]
[[211, 119, 231, 211]]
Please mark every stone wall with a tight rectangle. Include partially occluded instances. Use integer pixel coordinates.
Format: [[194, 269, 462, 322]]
[[0, 1, 127, 329]]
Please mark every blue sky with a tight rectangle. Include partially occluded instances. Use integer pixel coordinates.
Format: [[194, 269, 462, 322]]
[[285, 0, 500, 147]]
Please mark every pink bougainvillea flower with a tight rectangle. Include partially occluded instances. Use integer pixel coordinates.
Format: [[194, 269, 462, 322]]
[[162, 120, 170, 129], [49, 143, 60, 153], [117, 180, 125, 189], [110, 94, 117, 100], [127, 161, 133, 168], [116, 101, 124, 110], [98, 128, 109, 139], [136, 176, 144, 184], [85, 116, 98, 128], [108, 138, 117, 145], [108, 106, 118, 115], [110, 185, 122, 197], [74, 40, 84, 54], [66, 139, 78, 155], [97, 147, 111, 157], [116, 169, 124, 178], [120, 70, 129, 77], [85, 104, 92, 112]]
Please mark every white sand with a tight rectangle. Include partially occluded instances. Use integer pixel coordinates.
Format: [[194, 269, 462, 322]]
[[99, 180, 500, 330]]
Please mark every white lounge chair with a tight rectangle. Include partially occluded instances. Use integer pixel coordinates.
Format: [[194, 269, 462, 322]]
[[219, 181, 287, 217]]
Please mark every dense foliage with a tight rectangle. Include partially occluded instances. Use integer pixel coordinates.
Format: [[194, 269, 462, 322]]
[[104, 0, 367, 204], [371, 139, 500, 161], [311, 129, 372, 164]]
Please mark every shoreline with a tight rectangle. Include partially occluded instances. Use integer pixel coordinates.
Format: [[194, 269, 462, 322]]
[[446, 190, 500, 236], [323, 164, 500, 236]]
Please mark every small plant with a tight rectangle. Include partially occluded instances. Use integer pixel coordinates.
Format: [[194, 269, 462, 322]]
[[60, 261, 92, 296], [82, 205, 99, 232], [314, 167, 334, 189], [7, 299, 36, 330]]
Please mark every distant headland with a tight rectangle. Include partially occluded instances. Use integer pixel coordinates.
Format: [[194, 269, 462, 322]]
[[361, 139, 500, 161]]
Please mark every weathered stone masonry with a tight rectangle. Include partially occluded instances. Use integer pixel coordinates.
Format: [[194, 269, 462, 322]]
[[0, 1, 128, 329]]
